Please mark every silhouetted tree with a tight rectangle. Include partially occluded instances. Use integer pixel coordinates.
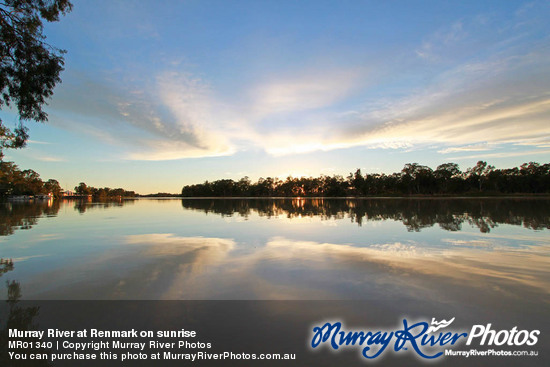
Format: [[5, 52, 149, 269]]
[[43, 179, 62, 198], [466, 161, 495, 191], [0, 0, 73, 159], [400, 163, 436, 194], [435, 163, 462, 193], [351, 169, 366, 195], [74, 182, 91, 196], [0, 162, 53, 195]]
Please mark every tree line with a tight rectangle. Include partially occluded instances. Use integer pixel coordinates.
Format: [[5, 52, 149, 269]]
[[0, 161, 136, 199], [0, 161, 62, 197], [181, 161, 550, 197], [73, 182, 136, 200]]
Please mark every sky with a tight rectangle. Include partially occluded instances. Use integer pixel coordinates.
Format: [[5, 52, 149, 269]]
[[2, 0, 550, 194]]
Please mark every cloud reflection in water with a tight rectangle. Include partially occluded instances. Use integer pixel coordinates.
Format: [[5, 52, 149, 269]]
[[29, 232, 549, 306]]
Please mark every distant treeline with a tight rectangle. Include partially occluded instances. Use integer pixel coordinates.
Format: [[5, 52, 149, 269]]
[[0, 161, 136, 198], [74, 182, 136, 199], [139, 193, 181, 198], [181, 161, 550, 197]]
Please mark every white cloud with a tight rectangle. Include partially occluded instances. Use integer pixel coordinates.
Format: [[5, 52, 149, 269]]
[[513, 136, 550, 148], [321, 49, 550, 154], [8, 147, 68, 163], [36, 155, 66, 162], [127, 139, 235, 161], [50, 70, 238, 160], [438, 143, 495, 154], [46, 10, 550, 161], [56, 49, 550, 160], [124, 72, 236, 160], [447, 148, 550, 161], [28, 140, 51, 145], [251, 70, 359, 115], [124, 67, 366, 159], [414, 21, 466, 61]]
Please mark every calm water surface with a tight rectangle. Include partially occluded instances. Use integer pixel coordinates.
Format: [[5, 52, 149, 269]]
[[2, 198, 550, 366], [1, 198, 548, 304]]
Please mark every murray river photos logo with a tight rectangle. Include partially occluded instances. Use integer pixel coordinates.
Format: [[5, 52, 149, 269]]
[[310, 317, 540, 360]]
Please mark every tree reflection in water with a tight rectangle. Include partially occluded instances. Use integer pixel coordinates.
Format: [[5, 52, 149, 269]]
[[0, 259, 52, 366], [0, 198, 137, 234], [0, 201, 60, 236], [181, 198, 550, 232], [72, 198, 136, 214]]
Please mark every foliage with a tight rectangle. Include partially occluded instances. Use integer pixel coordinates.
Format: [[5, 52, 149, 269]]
[[43, 177, 61, 196], [74, 181, 136, 199], [0, 0, 72, 158], [0, 160, 54, 195], [181, 161, 550, 197], [0, 160, 137, 198]]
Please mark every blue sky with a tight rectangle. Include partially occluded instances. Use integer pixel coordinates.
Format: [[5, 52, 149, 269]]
[[2, 0, 550, 193]]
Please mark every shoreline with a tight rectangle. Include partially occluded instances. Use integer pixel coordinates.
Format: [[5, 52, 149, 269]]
[[159, 194, 550, 199]]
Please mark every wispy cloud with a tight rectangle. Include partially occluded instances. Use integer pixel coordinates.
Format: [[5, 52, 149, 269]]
[[28, 140, 51, 145], [36, 155, 66, 162], [125, 72, 237, 160], [513, 136, 550, 148], [321, 48, 550, 155], [53, 44, 550, 160], [50, 70, 236, 160], [8, 148, 67, 163], [127, 140, 235, 161], [45, 3, 550, 162], [415, 21, 466, 61], [438, 143, 495, 154], [448, 148, 550, 161], [251, 70, 360, 116]]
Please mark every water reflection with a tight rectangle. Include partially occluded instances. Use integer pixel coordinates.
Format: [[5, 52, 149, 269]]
[[72, 198, 136, 214], [1, 199, 549, 305], [248, 237, 550, 302], [0, 199, 137, 236], [2, 198, 549, 238], [23, 235, 237, 299], [18, 230, 549, 303], [0, 258, 52, 367], [0, 201, 60, 236], [0, 259, 14, 275], [1, 199, 548, 365], [181, 198, 550, 232]]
